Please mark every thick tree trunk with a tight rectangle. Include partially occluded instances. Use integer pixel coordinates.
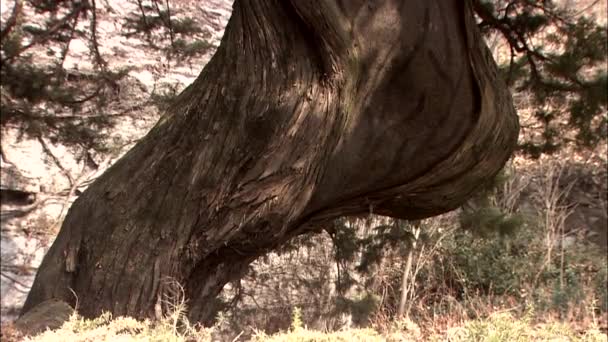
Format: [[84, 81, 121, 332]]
[[21, 0, 518, 324]]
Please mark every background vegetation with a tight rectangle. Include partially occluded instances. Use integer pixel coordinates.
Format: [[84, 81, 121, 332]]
[[0, 0, 606, 341]]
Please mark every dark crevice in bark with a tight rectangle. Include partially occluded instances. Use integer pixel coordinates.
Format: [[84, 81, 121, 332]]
[[281, 2, 330, 79]]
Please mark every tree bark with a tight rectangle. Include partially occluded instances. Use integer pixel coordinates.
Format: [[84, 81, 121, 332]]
[[21, 0, 519, 325]]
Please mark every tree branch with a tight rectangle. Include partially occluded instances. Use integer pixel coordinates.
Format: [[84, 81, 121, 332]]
[[0, 0, 22, 42]]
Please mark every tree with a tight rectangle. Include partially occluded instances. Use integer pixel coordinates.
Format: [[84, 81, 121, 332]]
[[0, 0, 212, 157], [2, 0, 604, 161], [472, 0, 607, 156], [19, 0, 519, 325]]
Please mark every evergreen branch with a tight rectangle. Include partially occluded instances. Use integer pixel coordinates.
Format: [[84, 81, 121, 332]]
[[1, 4, 86, 65]]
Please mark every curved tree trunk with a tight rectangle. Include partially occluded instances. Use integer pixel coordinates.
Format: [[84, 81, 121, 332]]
[[21, 0, 518, 324]]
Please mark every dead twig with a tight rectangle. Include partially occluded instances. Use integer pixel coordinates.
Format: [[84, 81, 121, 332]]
[[37, 136, 74, 187], [0, 271, 31, 290]]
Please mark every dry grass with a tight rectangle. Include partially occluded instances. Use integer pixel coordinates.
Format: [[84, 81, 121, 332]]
[[21, 311, 213, 342], [8, 307, 606, 342]]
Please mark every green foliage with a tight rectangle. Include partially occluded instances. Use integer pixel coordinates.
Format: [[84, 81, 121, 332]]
[[356, 221, 417, 274], [0, 59, 131, 151], [121, 0, 213, 61], [440, 228, 535, 296], [595, 266, 608, 313], [0, 0, 129, 152], [445, 310, 607, 342], [530, 242, 608, 318], [150, 82, 182, 112], [2, 0, 605, 158], [474, 0, 608, 156], [167, 38, 214, 61], [448, 312, 532, 342], [335, 293, 380, 326], [122, 7, 170, 35], [459, 206, 524, 237], [170, 17, 204, 35], [327, 223, 360, 264], [320, 166, 606, 327], [1, 0, 213, 153], [459, 168, 525, 237], [551, 267, 584, 315]]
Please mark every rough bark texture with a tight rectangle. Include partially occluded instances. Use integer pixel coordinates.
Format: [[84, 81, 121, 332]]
[[22, 0, 519, 325]]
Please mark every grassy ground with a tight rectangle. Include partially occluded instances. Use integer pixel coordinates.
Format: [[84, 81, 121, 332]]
[[2, 307, 606, 342]]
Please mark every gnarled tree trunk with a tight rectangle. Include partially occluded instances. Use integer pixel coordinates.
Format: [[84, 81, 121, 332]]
[[21, 0, 518, 325]]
